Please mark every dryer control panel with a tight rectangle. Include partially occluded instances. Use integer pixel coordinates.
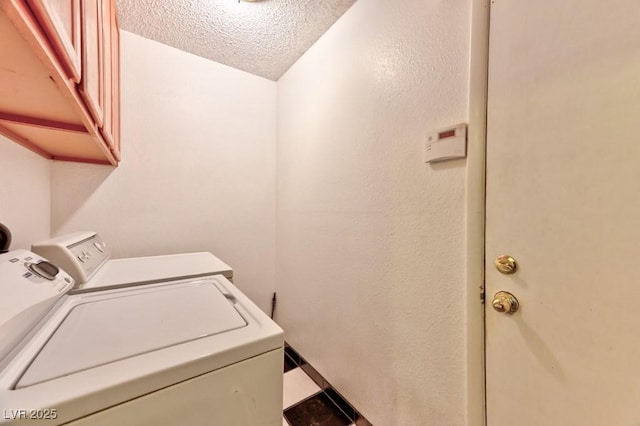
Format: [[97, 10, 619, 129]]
[[0, 250, 74, 364], [32, 232, 111, 285]]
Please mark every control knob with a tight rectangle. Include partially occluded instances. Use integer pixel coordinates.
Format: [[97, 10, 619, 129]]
[[26, 261, 60, 281]]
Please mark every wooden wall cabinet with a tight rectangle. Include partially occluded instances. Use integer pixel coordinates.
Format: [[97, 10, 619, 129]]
[[100, 0, 120, 159], [27, 0, 81, 82], [78, 0, 103, 127], [0, 0, 121, 165]]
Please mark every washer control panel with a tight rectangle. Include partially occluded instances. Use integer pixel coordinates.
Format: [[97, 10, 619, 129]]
[[32, 232, 111, 285]]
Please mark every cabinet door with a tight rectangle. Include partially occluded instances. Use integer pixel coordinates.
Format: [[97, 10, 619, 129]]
[[27, 0, 81, 83], [99, 0, 119, 159], [110, 0, 120, 159], [78, 0, 103, 126]]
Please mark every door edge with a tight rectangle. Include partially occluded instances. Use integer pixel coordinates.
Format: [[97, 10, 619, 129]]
[[465, 0, 490, 425]]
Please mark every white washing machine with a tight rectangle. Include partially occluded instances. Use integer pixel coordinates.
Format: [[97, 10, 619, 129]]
[[0, 250, 284, 425], [31, 232, 233, 292]]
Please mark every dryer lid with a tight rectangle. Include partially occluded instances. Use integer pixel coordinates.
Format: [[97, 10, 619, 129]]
[[16, 280, 247, 388]]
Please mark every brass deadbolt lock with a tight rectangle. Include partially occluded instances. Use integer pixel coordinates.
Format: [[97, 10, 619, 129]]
[[495, 255, 517, 274]]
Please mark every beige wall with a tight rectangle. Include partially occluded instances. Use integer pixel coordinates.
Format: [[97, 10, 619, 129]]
[[276, 0, 471, 424], [50, 32, 278, 312], [0, 137, 50, 250]]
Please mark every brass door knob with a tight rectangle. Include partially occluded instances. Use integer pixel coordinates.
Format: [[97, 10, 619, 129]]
[[492, 291, 519, 314]]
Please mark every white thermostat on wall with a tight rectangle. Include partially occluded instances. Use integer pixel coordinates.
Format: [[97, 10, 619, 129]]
[[424, 123, 467, 163]]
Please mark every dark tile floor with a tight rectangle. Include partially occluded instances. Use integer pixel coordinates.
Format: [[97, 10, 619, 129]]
[[282, 344, 372, 426], [285, 392, 351, 426]]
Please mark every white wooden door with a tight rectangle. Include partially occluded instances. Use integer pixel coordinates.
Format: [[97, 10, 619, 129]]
[[485, 1, 640, 425]]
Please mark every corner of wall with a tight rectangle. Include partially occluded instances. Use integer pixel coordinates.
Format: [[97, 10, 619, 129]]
[[0, 136, 51, 250]]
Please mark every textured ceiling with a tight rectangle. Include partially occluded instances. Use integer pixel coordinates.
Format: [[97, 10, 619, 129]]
[[115, 0, 357, 81]]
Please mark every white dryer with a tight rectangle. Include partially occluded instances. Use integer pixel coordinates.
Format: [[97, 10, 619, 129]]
[[0, 250, 284, 425], [32, 232, 233, 292]]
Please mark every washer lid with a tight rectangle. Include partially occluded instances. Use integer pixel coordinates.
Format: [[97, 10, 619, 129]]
[[83, 252, 233, 290], [16, 280, 247, 388]]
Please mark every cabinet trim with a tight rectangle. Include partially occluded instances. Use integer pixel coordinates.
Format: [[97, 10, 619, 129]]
[[0, 122, 52, 158], [0, 111, 86, 133]]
